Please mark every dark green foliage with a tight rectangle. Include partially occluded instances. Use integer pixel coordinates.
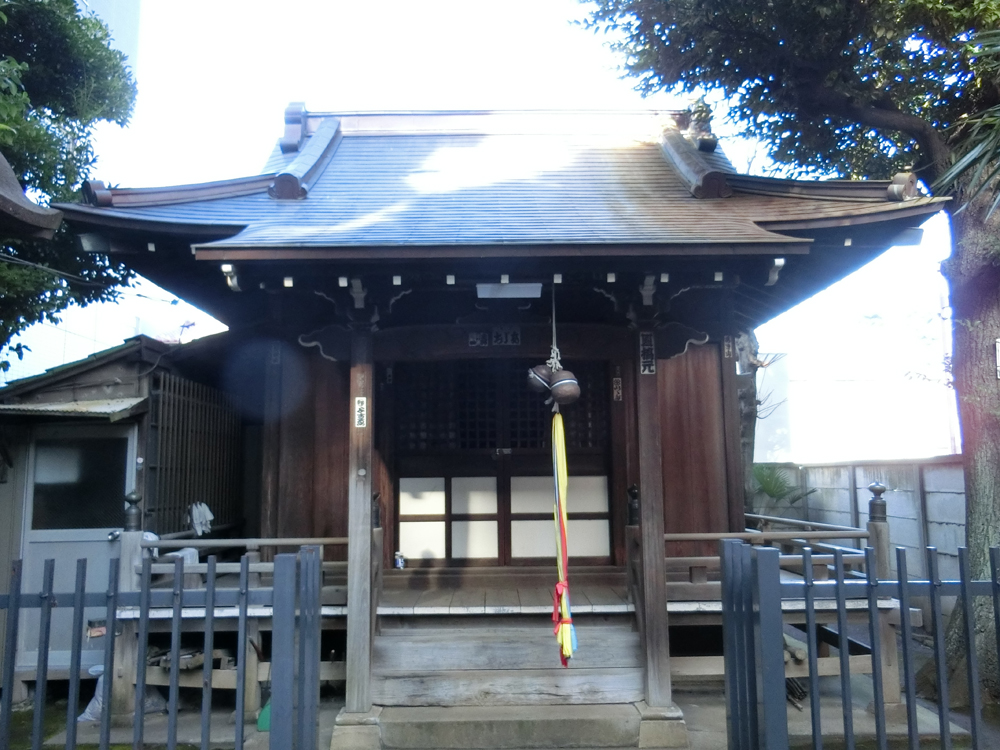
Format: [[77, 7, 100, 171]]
[[586, 0, 1000, 182], [935, 30, 1000, 214], [748, 464, 814, 517], [0, 0, 137, 370]]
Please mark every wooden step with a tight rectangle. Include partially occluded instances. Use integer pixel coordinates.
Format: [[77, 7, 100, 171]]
[[373, 626, 641, 672], [372, 624, 643, 706], [378, 584, 632, 616], [373, 667, 645, 707], [378, 704, 643, 748]]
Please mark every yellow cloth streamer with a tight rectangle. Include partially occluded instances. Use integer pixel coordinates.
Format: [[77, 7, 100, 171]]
[[551, 412, 576, 665]]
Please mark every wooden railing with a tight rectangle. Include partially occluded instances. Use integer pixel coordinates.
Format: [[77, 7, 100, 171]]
[[663, 515, 869, 587]]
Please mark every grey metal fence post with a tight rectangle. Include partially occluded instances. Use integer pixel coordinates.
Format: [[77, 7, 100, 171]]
[[802, 548, 822, 750], [721, 539, 748, 750], [133, 556, 152, 750], [67, 558, 88, 750], [895, 548, 919, 750], [833, 549, 855, 750], [271, 553, 298, 749], [200, 555, 217, 750], [0, 560, 23, 748], [958, 547, 983, 748], [298, 546, 321, 750], [927, 548, 952, 750], [30, 559, 55, 750], [864, 547, 888, 750], [166, 556, 183, 750], [234, 555, 250, 750], [99, 560, 120, 750], [752, 545, 789, 750], [741, 542, 758, 745]]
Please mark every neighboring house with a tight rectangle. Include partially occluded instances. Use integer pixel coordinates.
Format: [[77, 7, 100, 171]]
[[0, 334, 245, 678], [46, 107, 943, 721]]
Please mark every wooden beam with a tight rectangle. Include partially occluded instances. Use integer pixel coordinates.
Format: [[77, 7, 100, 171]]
[[373, 323, 631, 363], [345, 331, 374, 713], [635, 331, 672, 707]]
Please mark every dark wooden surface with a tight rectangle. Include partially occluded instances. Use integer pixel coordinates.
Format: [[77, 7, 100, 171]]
[[719, 331, 746, 533], [345, 332, 374, 713], [636, 332, 672, 707], [374, 364, 396, 568], [374, 324, 631, 363], [277, 353, 316, 539], [609, 358, 635, 566], [660, 345, 730, 558], [259, 341, 282, 550], [313, 359, 350, 561]]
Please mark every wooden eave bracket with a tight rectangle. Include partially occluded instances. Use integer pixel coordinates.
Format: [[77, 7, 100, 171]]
[[658, 126, 733, 200], [270, 118, 343, 200]]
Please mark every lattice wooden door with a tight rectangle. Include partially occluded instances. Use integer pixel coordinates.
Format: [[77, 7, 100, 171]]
[[393, 359, 611, 565]]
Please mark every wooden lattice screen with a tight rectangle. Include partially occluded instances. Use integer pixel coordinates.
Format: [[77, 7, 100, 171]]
[[395, 359, 608, 454], [148, 372, 242, 534]]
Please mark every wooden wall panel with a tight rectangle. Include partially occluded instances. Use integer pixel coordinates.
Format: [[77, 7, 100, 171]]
[[373, 365, 395, 568], [277, 355, 316, 539], [659, 344, 730, 557], [313, 359, 350, 561], [273, 353, 351, 556]]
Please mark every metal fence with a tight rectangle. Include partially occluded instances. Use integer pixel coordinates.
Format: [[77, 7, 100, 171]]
[[721, 537, 998, 750], [0, 546, 322, 750]]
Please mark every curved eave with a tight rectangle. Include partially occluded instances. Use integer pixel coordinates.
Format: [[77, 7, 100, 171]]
[[53, 202, 247, 238], [728, 174, 899, 201], [757, 198, 945, 231], [191, 239, 812, 262]]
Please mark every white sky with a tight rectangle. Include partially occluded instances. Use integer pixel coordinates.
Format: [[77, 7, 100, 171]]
[[11, 0, 958, 462]]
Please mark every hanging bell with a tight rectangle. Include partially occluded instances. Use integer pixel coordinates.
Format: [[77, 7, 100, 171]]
[[550, 370, 580, 405], [527, 364, 553, 393]]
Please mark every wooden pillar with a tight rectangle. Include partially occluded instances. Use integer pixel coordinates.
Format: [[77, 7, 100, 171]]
[[260, 340, 282, 545], [636, 331, 672, 707], [867, 482, 902, 704], [110, 531, 143, 721], [719, 334, 745, 533], [345, 332, 374, 713]]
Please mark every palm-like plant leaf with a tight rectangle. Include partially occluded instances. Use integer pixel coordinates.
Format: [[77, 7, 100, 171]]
[[934, 31, 1000, 215]]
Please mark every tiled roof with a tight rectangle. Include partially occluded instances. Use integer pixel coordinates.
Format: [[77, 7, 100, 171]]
[[57, 110, 944, 254]]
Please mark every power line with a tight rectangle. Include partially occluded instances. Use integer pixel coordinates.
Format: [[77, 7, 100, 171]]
[[0, 251, 106, 287]]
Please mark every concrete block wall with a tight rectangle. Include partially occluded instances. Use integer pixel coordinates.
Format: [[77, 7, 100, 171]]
[[923, 463, 966, 581], [759, 456, 966, 622]]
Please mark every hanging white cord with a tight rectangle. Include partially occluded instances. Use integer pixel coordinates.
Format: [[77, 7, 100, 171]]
[[547, 284, 563, 373], [546, 285, 563, 413]]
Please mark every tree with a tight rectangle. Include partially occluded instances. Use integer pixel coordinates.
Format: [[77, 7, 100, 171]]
[[0, 0, 137, 371], [586, 0, 1000, 701]]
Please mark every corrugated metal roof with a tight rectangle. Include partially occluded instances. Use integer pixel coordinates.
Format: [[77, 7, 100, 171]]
[[57, 113, 944, 251], [0, 397, 147, 420]]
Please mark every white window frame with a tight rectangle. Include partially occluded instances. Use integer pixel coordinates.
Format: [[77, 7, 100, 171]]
[[22, 422, 137, 546]]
